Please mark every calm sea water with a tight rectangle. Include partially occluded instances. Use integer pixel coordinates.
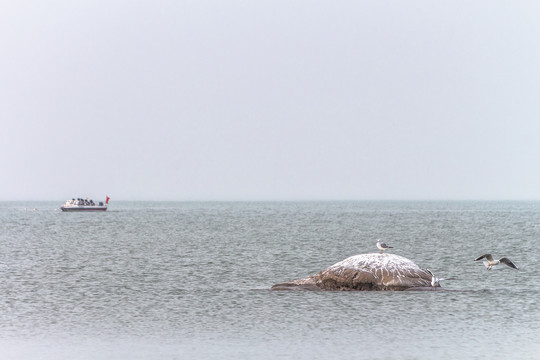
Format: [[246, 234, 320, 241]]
[[0, 201, 538, 359]]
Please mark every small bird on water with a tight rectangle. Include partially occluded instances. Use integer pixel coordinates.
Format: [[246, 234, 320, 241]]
[[425, 269, 453, 288], [376, 239, 393, 254], [474, 254, 519, 270]]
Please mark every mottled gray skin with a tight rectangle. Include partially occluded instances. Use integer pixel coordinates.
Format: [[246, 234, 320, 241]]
[[272, 253, 433, 291]]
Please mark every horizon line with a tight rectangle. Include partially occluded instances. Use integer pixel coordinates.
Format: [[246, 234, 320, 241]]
[[2, 198, 540, 203]]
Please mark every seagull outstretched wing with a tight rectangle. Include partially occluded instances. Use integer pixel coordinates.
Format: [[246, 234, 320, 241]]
[[499, 257, 519, 270], [474, 254, 493, 262]]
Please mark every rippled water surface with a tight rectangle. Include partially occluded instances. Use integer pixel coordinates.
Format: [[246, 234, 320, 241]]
[[0, 201, 539, 359]]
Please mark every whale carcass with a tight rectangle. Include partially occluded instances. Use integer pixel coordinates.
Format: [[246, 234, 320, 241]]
[[271, 253, 433, 291]]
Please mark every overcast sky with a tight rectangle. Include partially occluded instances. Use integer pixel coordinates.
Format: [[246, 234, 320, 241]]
[[2, 1, 540, 201]]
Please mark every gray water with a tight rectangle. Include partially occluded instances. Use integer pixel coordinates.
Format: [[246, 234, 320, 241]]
[[0, 201, 539, 359]]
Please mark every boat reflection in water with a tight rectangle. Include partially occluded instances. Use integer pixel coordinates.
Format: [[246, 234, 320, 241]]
[[60, 196, 110, 212]]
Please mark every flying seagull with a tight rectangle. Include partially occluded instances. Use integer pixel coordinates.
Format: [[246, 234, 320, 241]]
[[425, 269, 453, 288], [376, 239, 393, 254], [474, 254, 519, 270]]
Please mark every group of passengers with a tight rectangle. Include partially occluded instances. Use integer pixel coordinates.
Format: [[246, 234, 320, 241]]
[[68, 198, 97, 206]]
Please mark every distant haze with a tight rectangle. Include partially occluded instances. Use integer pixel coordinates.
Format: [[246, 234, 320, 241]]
[[2, 1, 540, 201]]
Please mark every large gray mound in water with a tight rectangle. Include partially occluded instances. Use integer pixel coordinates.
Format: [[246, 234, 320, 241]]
[[271, 253, 432, 291]]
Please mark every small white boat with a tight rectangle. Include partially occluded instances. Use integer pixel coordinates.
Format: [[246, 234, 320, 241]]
[[61, 196, 110, 212]]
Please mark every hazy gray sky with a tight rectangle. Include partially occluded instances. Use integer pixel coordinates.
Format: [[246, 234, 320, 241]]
[[2, 1, 540, 201]]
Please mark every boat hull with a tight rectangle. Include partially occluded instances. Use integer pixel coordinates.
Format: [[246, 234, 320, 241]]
[[61, 206, 107, 212]]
